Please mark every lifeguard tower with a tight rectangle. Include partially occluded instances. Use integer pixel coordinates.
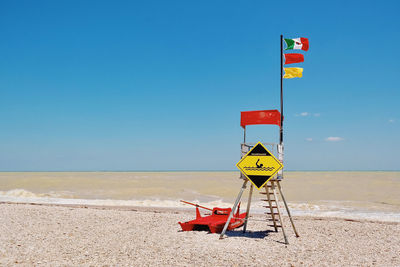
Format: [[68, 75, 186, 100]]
[[219, 34, 309, 244], [219, 109, 299, 244]]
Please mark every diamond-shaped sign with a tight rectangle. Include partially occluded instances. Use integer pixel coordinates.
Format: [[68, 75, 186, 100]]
[[236, 142, 283, 190]]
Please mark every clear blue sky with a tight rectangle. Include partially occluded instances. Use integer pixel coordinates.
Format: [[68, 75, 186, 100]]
[[1, 0, 399, 171]]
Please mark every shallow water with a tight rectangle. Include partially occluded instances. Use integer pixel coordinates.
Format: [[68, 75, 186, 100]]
[[1, 171, 399, 222]]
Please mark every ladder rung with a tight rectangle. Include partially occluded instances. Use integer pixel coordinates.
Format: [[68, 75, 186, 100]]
[[261, 199, 276, 202], [259, 192, 275, 195], [263, 206, 277, 208], [268, 225, 282, 227], [266, 212, 279, 215]]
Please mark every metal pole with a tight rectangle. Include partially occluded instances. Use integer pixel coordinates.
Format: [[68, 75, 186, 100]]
[[278, 35, 284, 181], [271, 182, 289, 244], [243, 127, 246, 144], [243, 184, 253, 233], [277, 181, 299, 237], [219, 179, 248, 239], [180, 200, 213, 212], [280, 34, 284, 145]]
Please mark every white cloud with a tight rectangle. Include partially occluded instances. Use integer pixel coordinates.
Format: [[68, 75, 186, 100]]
[[295, 112, 321, 117], [296, 112, 310, 117], [389, 119, 395, 123], [325, 137, 344, 142], [305, 138, 313, 142]]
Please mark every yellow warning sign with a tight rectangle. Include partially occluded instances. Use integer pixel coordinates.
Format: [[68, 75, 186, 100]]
[[236, 142, 283, 190]]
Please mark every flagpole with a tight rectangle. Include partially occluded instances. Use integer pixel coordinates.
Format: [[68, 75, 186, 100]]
[[280, 34, 283, 145]]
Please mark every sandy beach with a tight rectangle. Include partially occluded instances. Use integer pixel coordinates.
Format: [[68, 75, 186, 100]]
[[2, 0, 399, 266], [1, 203, 399, 266]]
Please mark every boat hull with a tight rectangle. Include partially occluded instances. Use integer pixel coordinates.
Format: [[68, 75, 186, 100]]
[[179, 207, 246, 233]]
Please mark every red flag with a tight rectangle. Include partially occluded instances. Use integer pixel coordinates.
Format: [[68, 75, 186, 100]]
[[284, 53, 304, 65], [240, 110, 282, 128]]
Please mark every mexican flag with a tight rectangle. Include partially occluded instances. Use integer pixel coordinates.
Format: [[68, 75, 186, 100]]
[[284, 53, 304, 64], [284, 37, 309, 51], [283, 67, 303, 79]]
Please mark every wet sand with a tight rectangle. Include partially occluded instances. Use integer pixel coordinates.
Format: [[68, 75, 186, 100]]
[[1, 203, 399, 266]]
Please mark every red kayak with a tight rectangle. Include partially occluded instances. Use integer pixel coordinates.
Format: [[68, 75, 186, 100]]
[[178, 200, 246, 233]]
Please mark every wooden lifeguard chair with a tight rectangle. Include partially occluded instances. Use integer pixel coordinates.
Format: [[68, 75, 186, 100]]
[[219, 109, 299, 244]]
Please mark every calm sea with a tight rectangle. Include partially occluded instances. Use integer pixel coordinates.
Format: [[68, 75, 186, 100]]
[[1, 171, 399, 222]]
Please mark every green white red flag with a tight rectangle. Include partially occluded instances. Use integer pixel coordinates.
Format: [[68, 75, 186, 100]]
[[284, 37, 309, 51]]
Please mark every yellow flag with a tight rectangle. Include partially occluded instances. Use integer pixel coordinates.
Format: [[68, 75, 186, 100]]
[[283, 67, 303, 78]]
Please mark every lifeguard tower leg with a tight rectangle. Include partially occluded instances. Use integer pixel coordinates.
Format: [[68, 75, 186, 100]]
[[277, 181, 299, 237], [219, 179, 248, 239], [272, 181, 289, 245], [243, 184, 253, 233]]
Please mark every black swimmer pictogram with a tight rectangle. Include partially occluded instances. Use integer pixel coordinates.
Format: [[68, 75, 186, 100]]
[[243, 158, 275, 172], [256, 159, 263, 168]]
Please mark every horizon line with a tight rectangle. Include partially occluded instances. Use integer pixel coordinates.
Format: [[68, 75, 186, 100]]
[[0, 170, 399, 172]]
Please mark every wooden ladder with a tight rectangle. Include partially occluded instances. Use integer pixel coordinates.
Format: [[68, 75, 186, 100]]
[[260, 179, 288, 244], [220, 178, 299, 243]]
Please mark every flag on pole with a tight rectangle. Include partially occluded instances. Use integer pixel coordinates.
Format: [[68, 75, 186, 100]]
[[284, 37, 309, 51], [240, 110, 282, 128], [284, 53, 304, 64], [283, 67, 303, 78]]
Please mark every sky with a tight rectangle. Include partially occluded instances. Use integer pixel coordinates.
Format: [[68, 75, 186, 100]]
[[0, 0, 399, 171]]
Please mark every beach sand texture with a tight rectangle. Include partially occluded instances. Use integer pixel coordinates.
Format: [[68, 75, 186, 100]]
[[1, 203, 399, 266]]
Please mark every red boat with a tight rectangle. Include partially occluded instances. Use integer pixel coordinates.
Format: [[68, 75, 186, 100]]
[[178, 200, 246, 233]]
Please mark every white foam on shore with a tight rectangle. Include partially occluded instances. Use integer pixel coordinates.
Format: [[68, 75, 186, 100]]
[[0, 189, 232, 209], [288, 203, 400, 223], [1, 189, 400, 223]]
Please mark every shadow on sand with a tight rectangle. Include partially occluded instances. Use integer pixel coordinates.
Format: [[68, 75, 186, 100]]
[[223, 229, 274, 239]]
